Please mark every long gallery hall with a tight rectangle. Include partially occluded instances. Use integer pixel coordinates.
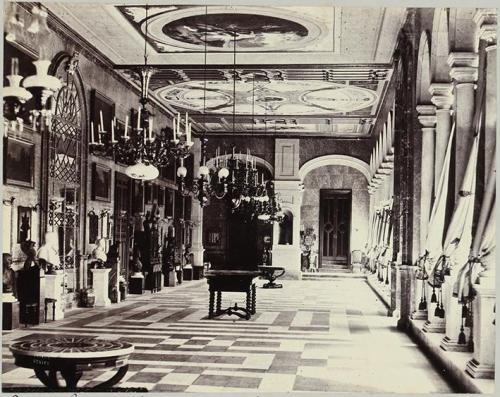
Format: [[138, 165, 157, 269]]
[[1, 2, 497, 395]]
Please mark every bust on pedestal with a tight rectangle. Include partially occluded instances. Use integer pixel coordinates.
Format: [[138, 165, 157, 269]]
[[3, 253, 20, 330], [129, 252, 145, 294], [90, 238, 111, 307], [39, 232, 64, 320]]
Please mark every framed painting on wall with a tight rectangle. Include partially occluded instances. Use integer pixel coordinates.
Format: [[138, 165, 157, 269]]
[[91, 163, 112, 202], [3, 137, 34, 188], [90, 89, 115, 142]]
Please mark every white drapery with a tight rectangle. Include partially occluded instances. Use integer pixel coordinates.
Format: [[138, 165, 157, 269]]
[[422, 124, 455, 273]]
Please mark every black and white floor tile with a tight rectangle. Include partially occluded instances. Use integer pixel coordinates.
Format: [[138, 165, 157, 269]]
[[2, 278, 454, 393]]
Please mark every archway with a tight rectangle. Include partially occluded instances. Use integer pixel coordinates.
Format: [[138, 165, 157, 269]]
[[299, 155, 370, 271]]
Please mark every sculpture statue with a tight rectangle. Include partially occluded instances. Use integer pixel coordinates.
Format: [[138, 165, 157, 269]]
[[91, 238, 108, 268], [131, 251, 143, 274], [21, 240, 38, 271], [2, 253, 17, 297], [38, 231, 60, 274]]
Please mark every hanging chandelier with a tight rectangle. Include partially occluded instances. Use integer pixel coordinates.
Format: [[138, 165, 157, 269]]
[[88, 4, 193, 180], [3, 4, 62, 134]]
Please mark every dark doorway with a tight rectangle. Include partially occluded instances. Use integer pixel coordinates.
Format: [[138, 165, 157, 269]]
[[319, 189, 351, 268]]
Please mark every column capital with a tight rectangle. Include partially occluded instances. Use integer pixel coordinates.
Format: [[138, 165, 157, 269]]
[[474, 9, 497, 44], [449, 67, 478, 84], [415, 104, 436, 116], [448, 53, 479, 83], [418, 116, 437, 128], [447, 52, 479, 68], [429, 83, 454, 110]]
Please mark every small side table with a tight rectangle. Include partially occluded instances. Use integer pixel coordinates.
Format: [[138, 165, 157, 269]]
[[44, 298, 57, 323], [10, 337, 133, 391]]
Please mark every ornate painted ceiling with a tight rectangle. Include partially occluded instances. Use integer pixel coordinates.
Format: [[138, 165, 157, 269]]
[[45, 3, 405, 137]]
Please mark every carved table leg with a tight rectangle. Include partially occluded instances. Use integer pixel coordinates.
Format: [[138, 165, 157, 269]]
[[216, 291, 222, 313], [246, 288, 252, 319], [34, 367, 60, 389], [94, 365, 129, 390], [251, 283, 256, 314], [60, 367, 82, 390], [208, 288, 215, 319]]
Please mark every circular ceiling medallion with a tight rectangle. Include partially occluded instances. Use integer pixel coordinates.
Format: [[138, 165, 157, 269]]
[[145, 6, 325, 52], [156, 80, 378, 115]]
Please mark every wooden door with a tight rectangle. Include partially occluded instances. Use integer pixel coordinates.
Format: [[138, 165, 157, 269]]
[[113, 172, 131, 283], [319, 190, 351, 266]]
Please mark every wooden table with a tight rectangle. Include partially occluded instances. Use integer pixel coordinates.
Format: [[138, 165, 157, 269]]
[[9, 336, 134, 391], [205, 270, 261, 320], [258, 266, 286, 288]]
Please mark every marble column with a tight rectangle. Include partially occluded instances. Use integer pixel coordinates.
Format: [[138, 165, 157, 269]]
[[429, 83, 454, 194], [474, 9, 497, 188], [447, 52, 478, 198], [440, 269, 470, 351], [416, 105, 436, 254], [191, 139, 204, 267], [272, 180, 304, 280], [422, 280, 446, 333], [466, 253, 496, 378]]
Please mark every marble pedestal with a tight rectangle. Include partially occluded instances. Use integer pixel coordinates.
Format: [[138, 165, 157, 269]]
[[45, 271, 65, 320], [272, 245, 301, 280], [2, 294, 19, 330], [129, 273, 145, 294], [466, 284, 495, 379], [91, 268, 111, 307]]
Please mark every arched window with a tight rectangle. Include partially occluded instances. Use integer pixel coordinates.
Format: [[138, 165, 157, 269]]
[[44, 52, 87, 293]]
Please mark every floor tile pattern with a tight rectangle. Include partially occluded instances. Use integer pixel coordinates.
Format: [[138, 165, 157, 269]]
[[2, 278, 455, 393]]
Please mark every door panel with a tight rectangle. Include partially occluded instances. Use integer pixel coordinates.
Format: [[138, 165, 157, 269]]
[[319, 190, 351, 266]]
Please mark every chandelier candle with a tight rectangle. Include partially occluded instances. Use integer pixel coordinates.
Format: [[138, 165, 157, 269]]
[[124, 116, 129, 139]]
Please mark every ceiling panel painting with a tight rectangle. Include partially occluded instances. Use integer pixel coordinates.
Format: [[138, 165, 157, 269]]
[[116, 5, 339, 53], [117, 65, 391, 137]]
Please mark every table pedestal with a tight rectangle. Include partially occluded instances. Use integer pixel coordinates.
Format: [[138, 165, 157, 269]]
[[45, 272, 65, 320], [129, 274, 145, 294], [91, 268, 111, 307], [2, 297, 20, 330]]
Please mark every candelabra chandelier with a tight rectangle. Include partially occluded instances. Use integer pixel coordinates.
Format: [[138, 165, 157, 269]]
[[3, 4, 63, 134], [178, 143, 283, 222], [89, 103, 193, 180], [88, 4, 193, 180]]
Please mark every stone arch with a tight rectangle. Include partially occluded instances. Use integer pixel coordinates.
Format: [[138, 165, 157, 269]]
[[417, 30, 432, 103], [206, 154, 274, 176], [298, 155, 371, 182], [431, 8, 451, 82]]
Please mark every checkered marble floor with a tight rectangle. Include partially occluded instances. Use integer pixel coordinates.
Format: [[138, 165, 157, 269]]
[[2, 278, 455, 393]]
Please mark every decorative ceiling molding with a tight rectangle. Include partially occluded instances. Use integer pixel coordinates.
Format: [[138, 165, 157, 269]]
[[117, 5, 337, 53]]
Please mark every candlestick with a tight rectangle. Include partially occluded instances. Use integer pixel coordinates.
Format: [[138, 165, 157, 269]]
[[111, 118, 116, 143], [149, 116, 153, 140], [11, 57, 19, 75], [137, 108, 141, 130], [97, 124, 102, 144], [185, 112, 188, 132], [90, 122, 96, 144], [124, 116, 129, 139], [177, 113, 181, 135], [99, 111, 104, 132], [172, 121, 176, 140]]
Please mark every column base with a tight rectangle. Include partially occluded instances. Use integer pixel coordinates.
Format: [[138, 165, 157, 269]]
[[423, 320, 445, 333], [440, 336, 470, 352], [466, 358, 495, 379], [411, 309, 427, 320]]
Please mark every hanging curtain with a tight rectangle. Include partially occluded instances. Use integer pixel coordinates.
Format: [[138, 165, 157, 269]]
[[454, 147, 496, 298], [441, 134, 479, 263], [421, 123, 456, 274]]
